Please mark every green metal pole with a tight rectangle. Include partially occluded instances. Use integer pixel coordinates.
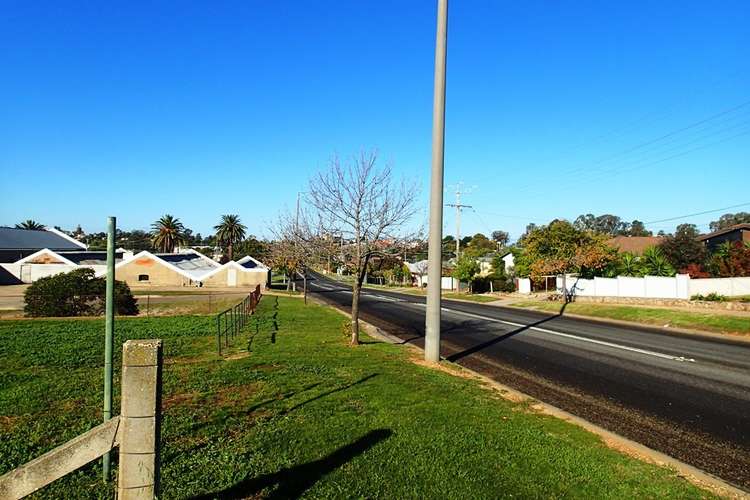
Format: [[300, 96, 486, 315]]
[[103, 216, 115, 481]]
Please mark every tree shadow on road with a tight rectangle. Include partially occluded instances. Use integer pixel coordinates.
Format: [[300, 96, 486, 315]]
[[190, 429, 393, 500]]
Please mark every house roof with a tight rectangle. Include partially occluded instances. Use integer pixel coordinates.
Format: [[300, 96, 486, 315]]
[[0, 227, 86, 251], [237, 255, 268, 269], [607, 236, 664, 255], [14, 248, 123, 266], [155, 251, 220, 279], [697, 223, 750, 241], [107, 249, 266, 282], [405, 260, 429, 273], [59, 251, 124, 265]]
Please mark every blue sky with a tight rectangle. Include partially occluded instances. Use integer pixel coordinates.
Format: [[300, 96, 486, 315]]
[[1, 1, 748, 241]]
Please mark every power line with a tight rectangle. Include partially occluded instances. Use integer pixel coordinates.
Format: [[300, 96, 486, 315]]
[[512, 123, 750, 201], [644, 202, 750, 225], [475, 98, 750, 193], [471, 73, 748, 187]]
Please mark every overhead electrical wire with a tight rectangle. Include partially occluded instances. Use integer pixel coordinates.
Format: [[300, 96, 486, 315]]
[[644, 202, 750, 225]]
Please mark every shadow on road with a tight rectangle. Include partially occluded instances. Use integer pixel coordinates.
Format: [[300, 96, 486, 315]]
[[446, 302, 569, 362], [191, 429, 393, 500]]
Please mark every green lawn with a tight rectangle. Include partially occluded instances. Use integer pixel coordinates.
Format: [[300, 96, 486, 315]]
[[0, 297, 712, 498], [510, 300, 750, 336]]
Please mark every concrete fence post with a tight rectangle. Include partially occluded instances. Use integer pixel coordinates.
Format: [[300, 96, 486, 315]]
[[118, 339, 163, 500]]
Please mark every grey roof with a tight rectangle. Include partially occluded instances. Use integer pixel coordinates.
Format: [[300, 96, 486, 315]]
[[59, 251, 123, 266], [0, 227, 85, 251], [156, 252, 219, 279]]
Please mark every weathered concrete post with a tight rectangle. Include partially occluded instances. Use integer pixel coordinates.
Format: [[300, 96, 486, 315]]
[[118, 339, 162, 500]]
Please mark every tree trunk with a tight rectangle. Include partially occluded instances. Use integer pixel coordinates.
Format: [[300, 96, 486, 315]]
[[228, 243, 233, 261], [351, 279, 361, 345]]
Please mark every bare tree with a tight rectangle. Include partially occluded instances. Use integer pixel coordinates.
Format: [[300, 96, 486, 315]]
[[304, 150, 418, 345]]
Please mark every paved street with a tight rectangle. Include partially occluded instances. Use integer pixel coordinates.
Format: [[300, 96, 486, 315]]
[[307, 272, 750, 490]]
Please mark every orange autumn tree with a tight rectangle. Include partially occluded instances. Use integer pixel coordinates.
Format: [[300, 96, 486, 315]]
[[516, 220, 617, 279]]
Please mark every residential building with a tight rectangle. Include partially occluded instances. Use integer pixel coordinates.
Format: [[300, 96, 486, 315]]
[[0, 226, 86, 263], [698, 224, 750, 252]]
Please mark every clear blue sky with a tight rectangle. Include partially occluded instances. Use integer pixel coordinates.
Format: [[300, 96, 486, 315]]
[[1, 1, 748, 241]]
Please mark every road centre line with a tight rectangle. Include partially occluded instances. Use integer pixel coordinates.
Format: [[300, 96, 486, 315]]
[[404, 301, 695, 363], [318, 284, 695, 363]]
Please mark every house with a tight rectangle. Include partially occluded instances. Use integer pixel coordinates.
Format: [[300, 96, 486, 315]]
[[0, 226, 86, 263], [405, 260, 457, 290], [0, 243, 269, 289], [500, 252, 515, 274], [698, 224, 750, 252], [405, 260, 429, 287], [200, 256, 269, 288], [111, 250, 269, 288], [607, 236, 664, 255], [114, 250, 220, 287], [0, 248, 122, 284]]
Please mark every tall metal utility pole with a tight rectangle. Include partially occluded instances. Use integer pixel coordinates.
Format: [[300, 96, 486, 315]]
[[446, 183, 473, 258], [425, 0, 448, 363], [102, 216, 115, 482]]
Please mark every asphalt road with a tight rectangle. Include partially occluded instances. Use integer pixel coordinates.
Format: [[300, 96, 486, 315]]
[[305, 272, 750, 490]]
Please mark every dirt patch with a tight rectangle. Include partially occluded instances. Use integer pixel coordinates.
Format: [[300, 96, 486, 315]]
[[163, 391, 201, 411], [225, 351, 250, 360], [0, 415, 23, 431], [213, 383, 261, 408]]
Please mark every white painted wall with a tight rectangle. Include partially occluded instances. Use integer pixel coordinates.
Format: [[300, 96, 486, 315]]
[[1, 263, 107, 284], [552, 273, 749, 299], [502, 253, 514, 273], [689, 277, 750, 296], [419, 275, 457, 290]]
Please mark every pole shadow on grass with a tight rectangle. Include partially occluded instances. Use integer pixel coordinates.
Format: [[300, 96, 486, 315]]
[[191, 429, 392, 500], [446, 301, 570, 362]]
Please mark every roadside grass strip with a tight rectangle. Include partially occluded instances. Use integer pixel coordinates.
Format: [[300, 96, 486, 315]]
[[510, 300, 750, 336], [0, 297, 714, 498]]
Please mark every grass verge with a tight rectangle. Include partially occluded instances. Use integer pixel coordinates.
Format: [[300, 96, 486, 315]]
[[510, 300, 750, 336], [0, 297, 712, 498]]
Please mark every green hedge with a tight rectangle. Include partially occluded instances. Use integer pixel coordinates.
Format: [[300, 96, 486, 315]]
[[24, 268, 138, 317]]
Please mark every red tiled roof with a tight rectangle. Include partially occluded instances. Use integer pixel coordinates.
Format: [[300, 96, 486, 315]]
[[607, 236, 664, 255]]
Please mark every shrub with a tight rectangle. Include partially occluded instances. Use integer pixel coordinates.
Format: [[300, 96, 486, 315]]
[[690, 293, 727, 302], [680, 263, 710, 278], [24, 268, 139, 317], [708, 241, 750, 277]]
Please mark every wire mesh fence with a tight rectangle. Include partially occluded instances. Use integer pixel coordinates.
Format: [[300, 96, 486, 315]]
[[216, 285, 262, 355]]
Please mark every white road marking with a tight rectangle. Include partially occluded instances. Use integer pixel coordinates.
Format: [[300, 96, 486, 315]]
[[317, 282, 695, 363], [441, 307, 696, 363]]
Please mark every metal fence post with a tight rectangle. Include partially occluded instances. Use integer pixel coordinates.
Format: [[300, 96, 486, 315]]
[[216, 314, 222, 355], [224, 313, 229, 348], [118, 339, 162, 499]]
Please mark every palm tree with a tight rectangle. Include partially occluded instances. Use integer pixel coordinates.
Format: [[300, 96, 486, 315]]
[[617, 252, 641, 277], [15, 220, 45, 230], [640, 246, 675, 277], [151, 214, 186, 253], [214, 214, 247, 261]]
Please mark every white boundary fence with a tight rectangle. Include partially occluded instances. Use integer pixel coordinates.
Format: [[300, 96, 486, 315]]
[[516, 275, 750, 299]]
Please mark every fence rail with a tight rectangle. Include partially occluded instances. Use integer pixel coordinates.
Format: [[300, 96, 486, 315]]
[[0, 339, 163, 500], [216, 285, 262, 354]]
